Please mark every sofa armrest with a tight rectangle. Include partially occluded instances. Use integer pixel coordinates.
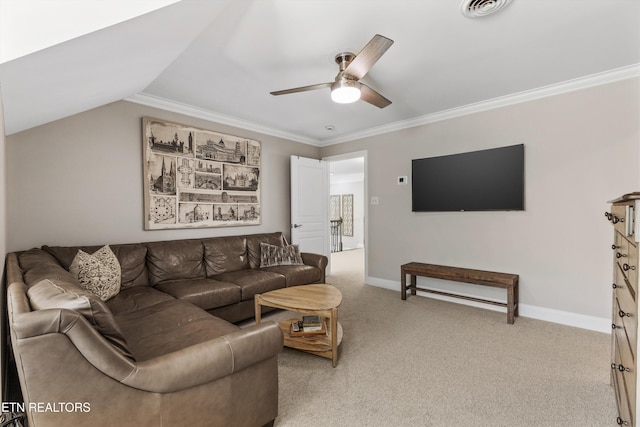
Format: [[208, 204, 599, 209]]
[[301, 252, 328, 282], [121, 321, 283, 393], [6, 253, 24, 287], [8, 301, 138, 381]]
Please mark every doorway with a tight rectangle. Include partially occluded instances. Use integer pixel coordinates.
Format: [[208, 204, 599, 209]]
[[325, 152, 367, 280]]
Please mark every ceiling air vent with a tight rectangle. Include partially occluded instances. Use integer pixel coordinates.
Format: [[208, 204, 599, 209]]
[[461, 0, 513, 18]]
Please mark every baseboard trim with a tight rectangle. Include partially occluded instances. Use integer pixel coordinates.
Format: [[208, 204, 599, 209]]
[[365, 276, 611, 333]]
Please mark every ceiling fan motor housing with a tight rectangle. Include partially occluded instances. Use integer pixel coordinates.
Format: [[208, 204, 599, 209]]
[[335, 52, 356, 71]]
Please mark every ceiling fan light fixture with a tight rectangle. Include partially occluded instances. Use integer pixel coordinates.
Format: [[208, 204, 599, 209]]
[[331, 78, 361, 104], [270, 34, 393, 108]]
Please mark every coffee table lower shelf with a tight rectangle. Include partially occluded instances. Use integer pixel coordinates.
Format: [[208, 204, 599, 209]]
[[277, 318, 343, 362]]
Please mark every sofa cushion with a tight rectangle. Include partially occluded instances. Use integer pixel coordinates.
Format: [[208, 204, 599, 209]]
[[203, 236, 249, 275], [19, 249, 77, 287], [105, 286, 176, 316], [259, 243, 303, 267], [69, 245, 121, 301], [43, 243, 149, 288], [146, 239, 205, 286], [113, 298, 239, 361], [19, 248, 59, 273], [27, 279, 133, 359], [246, 233, 286, 269], [212, 270, 286, 301], [260, 265, 322, 287], [155, 278, 241, 311]]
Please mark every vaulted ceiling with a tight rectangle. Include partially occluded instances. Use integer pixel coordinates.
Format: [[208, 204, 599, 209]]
[[1, 0, 638, 145]]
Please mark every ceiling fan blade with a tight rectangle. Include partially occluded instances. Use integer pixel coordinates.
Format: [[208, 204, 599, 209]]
[[343, 34, 394, 80], [360, 84, 392, 109], [270, 82, 332, 96]]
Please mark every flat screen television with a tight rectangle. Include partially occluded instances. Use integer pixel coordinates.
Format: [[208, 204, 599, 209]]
[[411, 144, 524, 212]]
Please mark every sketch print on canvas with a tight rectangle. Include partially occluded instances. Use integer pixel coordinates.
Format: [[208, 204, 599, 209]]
[[143, 117, 261, 229]]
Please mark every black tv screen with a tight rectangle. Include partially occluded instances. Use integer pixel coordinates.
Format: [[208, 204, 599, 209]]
[[412, 144, 524, 212]]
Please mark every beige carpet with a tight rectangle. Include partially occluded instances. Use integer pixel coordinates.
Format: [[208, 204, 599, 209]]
[[262, 249, 617, 426]]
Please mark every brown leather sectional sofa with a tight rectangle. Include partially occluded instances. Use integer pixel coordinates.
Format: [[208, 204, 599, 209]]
[[5, 232, 328, 427]]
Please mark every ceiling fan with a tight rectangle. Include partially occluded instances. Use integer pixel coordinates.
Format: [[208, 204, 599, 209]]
[[270, 34, 394, 108]]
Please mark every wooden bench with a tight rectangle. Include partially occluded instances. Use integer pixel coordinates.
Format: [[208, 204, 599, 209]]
[[400, 262, 519, 324]]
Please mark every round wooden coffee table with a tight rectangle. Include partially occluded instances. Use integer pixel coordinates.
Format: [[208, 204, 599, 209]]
[[254, 284, 343, 367]]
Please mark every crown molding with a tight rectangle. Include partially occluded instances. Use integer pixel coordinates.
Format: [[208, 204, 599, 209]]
[[319, 63, 640, 146], [125, 93, 321, 146], [127, 64, 639, 148]]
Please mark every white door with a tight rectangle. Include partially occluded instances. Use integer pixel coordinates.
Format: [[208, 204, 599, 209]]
[[290, 156, 329, 267]]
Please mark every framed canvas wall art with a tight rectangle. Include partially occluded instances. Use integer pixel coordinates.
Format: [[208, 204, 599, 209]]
[[143, 117, 261, 230]]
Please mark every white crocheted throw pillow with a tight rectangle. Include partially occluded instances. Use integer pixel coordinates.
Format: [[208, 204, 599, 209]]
[[69, 245, 121, 301]]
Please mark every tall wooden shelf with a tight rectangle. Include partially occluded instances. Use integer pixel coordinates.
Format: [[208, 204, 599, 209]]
[[607, 192, 640, 426]]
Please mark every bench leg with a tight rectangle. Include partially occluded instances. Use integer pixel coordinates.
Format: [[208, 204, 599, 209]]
[[410, 275, 417, 296], [507, 284, 515, 324]]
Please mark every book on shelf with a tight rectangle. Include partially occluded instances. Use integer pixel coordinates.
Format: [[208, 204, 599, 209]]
[[302, 315, 322, 332], [289, 317, 326, 336]]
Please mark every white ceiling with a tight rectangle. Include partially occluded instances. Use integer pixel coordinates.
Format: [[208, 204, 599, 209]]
[[1, 0, 639, 146], [330, 157, 365, 184], [0, 0, 181, 63]]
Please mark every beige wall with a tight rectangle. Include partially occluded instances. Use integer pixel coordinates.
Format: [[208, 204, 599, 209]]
[[5, 100, 320, 251], [4, 79, 639, 327], [321, 78, 640, 326]]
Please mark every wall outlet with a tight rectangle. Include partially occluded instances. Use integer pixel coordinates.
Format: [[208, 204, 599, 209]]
[[371, 196, 379, 205], [398, 176, 408, 185]]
